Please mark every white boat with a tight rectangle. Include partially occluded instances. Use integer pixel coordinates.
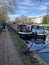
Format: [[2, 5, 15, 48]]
[[32, 25, 46, 40]]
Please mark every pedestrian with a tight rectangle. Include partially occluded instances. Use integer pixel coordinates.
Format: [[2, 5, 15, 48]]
[[2, 22, 6, 31]]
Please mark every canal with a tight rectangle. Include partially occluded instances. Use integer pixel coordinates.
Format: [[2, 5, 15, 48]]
[[25, 31, 49, 65]]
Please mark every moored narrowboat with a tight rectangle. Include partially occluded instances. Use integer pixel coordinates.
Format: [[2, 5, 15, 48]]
[[31, 25, 46, 40], [18, 24, 33, 40]]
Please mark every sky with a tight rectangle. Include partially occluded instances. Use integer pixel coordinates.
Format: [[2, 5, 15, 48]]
[[8, 0, 49, 18]]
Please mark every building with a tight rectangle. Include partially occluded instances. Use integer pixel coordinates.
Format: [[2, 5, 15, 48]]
[[15, 15, 27, 24], [30, 16, 43, 24], [15, 15, 44, 24]]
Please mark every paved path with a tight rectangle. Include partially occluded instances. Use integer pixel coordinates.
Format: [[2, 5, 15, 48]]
[[0, 28, 24, 65]]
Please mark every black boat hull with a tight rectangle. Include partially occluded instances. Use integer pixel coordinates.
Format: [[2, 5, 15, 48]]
[[18, 32, 33, 40], [37, 34, 46, 40], [18, 32, 46, 40]]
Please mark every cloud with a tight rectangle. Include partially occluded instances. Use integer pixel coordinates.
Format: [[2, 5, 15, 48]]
[[18, 5, 47, 11], [18, 2, 48, 11], [20, 10, 28, 15], [19, 6, 32, 10], [23, 0, 31, 2], [38, 6, 47, 10], [8, 0, 49, 17], [18, 1, 49, 7], [8, 14, 20, 18], [40, 12, 47, 15], [22, 0, 36, 6], [43, 2, 49, 6], [29, 13, 47, 17], [19, 6, 27, 9], [22, 2, 34, 6]]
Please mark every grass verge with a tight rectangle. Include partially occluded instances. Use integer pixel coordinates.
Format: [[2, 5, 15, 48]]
[[8, 28, 44, 65]]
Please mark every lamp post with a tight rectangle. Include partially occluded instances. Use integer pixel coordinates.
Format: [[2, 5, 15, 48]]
[[47, 7, 49, 24]]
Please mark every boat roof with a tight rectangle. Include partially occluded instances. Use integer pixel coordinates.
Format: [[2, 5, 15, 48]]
[[18, 32, 32, 34]]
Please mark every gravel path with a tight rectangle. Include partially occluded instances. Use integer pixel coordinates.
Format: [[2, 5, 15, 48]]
[[0, 28, 24, 65]]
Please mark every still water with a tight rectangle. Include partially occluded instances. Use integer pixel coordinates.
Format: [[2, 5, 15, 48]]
[[26, 36, 49, 65]]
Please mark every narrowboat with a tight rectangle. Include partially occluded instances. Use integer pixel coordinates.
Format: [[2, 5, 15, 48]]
[[32, 25, 46, 40], [17, 24, 33, 40]]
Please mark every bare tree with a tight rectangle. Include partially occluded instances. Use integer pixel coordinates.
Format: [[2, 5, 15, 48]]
[[0, 0, 18, 14]]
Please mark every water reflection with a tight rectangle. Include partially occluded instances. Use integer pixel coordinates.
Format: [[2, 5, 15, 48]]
[[38, 53, 49, 64], [26, 38, 49, 51], [26, 35, 49, 65]]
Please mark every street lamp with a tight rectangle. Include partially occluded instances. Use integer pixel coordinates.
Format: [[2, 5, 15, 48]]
[[47, 6, 49, 24]]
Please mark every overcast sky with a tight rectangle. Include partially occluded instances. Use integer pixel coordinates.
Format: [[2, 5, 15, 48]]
[[8, 0, 49, 17]]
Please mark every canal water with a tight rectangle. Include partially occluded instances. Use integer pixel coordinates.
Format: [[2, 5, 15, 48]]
[[26, 33, 49, 65]]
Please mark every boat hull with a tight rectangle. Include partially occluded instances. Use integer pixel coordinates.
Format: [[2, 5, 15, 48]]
[[37, 34, 46, 40], [18, 32, 46, 40], [18, 32, 33, 40], [32, 32, 46, 40]]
